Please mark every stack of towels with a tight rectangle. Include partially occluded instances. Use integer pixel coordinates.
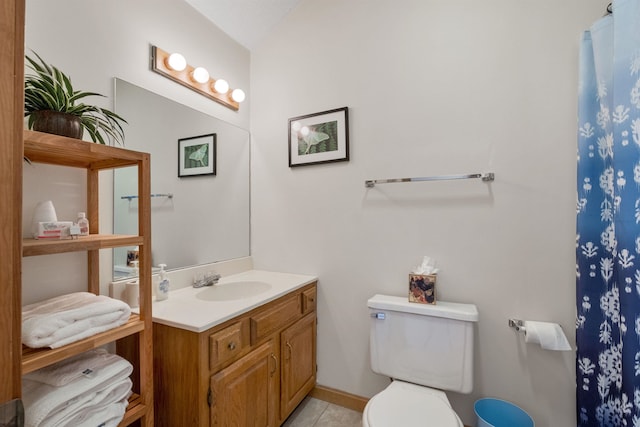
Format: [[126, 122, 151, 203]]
[[22, 349, 132, 427], [22, 292, 131, 349]]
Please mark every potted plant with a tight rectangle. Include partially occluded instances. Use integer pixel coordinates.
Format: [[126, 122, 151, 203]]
[[24, 52, 126, 145]]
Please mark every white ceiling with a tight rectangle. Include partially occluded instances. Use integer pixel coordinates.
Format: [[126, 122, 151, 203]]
[[184, 0, 303, 50]]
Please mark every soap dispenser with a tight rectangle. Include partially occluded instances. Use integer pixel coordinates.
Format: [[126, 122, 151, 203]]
[[155, 263, 169, 301]]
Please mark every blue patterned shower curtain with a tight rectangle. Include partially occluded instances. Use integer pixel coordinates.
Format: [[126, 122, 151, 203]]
[[577, 1, 640, 425]]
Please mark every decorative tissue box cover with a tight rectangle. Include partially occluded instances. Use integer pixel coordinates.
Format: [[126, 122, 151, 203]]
[[409, 274, 436, 304]]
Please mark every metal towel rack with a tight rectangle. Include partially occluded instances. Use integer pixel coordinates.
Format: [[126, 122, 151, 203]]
[[121, 193, 174, 201], [365, 172, 494, 188]]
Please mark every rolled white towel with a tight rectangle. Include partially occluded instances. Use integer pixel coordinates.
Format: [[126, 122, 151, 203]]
[[22, 350, 133, 427], [22, 292, 131, 349]]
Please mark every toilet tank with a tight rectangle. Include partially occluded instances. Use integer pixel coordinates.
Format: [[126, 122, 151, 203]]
[[368, 294, 478, 394]]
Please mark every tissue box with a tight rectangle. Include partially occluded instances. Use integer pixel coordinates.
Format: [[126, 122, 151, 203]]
[[34, 221, 73, 240], [409, 274, 437, 304]]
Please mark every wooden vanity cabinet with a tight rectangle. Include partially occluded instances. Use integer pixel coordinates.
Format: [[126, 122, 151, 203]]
[[153, 281, 317, 427], [210, 339, 279, 427], [281, 312, 316, 417]]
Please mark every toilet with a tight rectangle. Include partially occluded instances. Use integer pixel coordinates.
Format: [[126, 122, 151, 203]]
[[363, 294, 479, 427]]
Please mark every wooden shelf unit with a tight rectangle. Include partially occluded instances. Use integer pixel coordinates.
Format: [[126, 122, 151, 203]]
[[22, 130, 154, 427]]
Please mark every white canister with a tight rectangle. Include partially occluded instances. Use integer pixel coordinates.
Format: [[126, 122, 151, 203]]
[[31, 200, 58, 237]]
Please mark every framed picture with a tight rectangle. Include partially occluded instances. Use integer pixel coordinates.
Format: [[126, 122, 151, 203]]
[[178, 133, 216, 177], [288, 107, 349, 167]]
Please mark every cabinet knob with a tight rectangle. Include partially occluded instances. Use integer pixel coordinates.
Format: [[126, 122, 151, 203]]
[[228, 341, 236, 351]]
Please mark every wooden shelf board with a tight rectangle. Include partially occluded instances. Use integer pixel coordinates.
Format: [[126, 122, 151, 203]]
[[24, 130, 147, 169], [23, 234, 144, 257], [119, 393, 148, 426], [22, 315, 145, 374]]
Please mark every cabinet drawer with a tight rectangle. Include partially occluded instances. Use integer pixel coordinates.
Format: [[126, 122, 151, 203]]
[[251, 294, 301, 344], [209, 319, 249, 370], [302, 287, 316, 314]]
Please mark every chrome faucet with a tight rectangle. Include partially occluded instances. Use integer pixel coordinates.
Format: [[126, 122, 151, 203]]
[[192, 271, 221, 288]]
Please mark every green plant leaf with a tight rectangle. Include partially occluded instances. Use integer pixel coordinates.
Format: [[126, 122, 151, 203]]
[[24, 51, 127, 145]]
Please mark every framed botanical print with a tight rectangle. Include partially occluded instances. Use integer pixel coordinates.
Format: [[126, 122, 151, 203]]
[[178, 133, 216, 177], [288, 107, 349, 167]]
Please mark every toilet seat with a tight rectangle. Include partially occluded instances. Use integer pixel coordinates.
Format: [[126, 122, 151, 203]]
[[363, 381, 463, 427]]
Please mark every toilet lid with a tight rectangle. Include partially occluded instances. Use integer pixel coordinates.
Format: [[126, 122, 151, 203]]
[[365, 383, 461, 427]]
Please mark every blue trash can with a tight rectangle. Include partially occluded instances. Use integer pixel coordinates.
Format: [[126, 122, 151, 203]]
[[474, 398, 533, 427]]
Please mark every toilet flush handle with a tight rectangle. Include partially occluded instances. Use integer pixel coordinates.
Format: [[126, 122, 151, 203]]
[[371, 312, 386, 320]]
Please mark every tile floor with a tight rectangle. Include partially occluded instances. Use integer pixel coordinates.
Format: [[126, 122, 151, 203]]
[[283, 397, 363, 427]]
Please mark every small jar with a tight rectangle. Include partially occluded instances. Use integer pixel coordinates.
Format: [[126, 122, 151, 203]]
[[77, 212, 89, 236]]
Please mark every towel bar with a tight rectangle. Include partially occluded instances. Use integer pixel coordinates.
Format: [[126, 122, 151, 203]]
[[365, 172, 494, 188], [121, 193, 173, 201]]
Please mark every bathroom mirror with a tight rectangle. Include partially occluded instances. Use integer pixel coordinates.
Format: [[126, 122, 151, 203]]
[[112, 79, 250, 279]]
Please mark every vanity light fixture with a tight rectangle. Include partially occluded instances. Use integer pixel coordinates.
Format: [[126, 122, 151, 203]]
[[150, 45, 245, 111], [166, 52, 186, 71], [213, 79, 229, 94], [231, 88, 246, 103], [191, 66, 210, 84]]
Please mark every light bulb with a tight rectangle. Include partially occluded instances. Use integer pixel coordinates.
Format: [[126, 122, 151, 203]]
[[166, 53, 186, 71], [231, 88, 246, 103], [213, 79, 229, 94], [192, 67, 210, 83]]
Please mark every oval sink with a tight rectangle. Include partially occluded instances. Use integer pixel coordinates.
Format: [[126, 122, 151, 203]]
[[195, 281, 272, 301]]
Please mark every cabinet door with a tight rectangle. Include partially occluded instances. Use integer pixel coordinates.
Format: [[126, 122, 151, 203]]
[[210, 340, 278, 427], [280, 312, 316, 419]]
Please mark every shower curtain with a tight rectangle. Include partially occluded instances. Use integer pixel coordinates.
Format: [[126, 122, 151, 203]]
[[577, 1, 640, 425]]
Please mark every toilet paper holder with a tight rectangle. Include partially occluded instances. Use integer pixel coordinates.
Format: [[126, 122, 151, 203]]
[[508, 318, 526, 333], [507, 318, 572, 351]]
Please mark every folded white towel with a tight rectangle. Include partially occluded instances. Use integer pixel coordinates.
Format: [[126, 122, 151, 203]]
[[24, 348, 117, 387], [40, 379, 131, 427], [56, 396, 129, 427], [22, 292, 131, 349], [22, 350, 133, 427]]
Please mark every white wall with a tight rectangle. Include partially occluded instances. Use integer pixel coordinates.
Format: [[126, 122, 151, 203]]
[[250, 1, 607, 426], [23, 0, 250, 303]]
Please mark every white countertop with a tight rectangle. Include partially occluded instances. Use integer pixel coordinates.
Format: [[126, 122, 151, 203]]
[[146, 269, 317, 333]]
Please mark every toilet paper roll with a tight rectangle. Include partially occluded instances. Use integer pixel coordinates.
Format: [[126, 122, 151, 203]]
[[125, 280, 139, 309], [524, 321, 571, 351]]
